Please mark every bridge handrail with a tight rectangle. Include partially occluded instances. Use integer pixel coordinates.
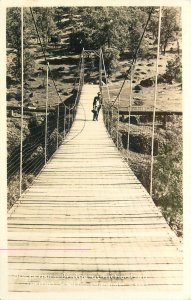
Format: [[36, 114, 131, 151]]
[[7, 13, 85, 201]]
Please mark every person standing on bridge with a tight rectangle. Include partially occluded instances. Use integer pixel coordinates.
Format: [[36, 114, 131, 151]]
[[92, 92, 102, 121]]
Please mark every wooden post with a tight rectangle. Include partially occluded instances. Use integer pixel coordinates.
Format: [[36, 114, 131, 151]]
[[63, 105, 66, 138], [104, 106, 106, 126], [107, 106, 110, 132], [111, 106, 114, 136], [150, 7, 162, 197], [117, 95, 120, 150], [101, 49, 111, 129], [99, 48, 102, 92], [127, 65, 134, 150], [82, 48, 85, 85], [19, 6, 24, 196], [56, 97, 60, 149], [71, 108, 74, 124], [101, 49, 110, 103], [45, 62, 49, 164], [69, 107, 71, 129]]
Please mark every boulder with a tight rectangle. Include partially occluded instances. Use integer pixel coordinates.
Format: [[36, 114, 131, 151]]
[[37, 84, 44, 89], [24, 82, 30, 87], [57, 67, 65, 72], [140, 78, 154, 87], [7, 92, 21, 101], [133, 84, 142, 91]]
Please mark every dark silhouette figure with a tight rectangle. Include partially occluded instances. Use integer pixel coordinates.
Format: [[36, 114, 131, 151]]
[[92, 92, 102, 121]]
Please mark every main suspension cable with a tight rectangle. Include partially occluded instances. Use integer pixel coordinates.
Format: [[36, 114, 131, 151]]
[[29, 7, 82, 110], [111, 7, 154, 107]]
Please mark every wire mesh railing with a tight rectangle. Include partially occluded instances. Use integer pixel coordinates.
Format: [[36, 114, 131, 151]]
[[7, 50, 84, 209], [100, 7, 182, 216], [101, 62, 182, 202]]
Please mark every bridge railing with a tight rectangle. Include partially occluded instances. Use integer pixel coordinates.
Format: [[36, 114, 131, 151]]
[[100, 38, 182, 215], [7, 52, 84, 209]]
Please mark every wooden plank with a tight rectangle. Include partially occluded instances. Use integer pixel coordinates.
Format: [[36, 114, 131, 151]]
[[8, 263, 183, 272], [8, 254, 182, 262], [8, 270, 183, 287]]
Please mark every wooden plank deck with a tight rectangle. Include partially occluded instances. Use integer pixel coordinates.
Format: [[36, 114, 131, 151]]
[[8, 84, 183, 292]]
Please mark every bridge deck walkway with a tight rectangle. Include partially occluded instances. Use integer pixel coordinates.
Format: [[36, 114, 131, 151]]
[[8, 84, 182, 292]]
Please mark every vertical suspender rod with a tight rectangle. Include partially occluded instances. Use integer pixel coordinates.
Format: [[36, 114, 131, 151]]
[[150, 6, 162, 196], [19, 7, 24, 196], [45, 62, 49, 164]]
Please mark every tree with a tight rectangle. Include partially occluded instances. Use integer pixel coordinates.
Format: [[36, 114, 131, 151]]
[[126, 7, 180, 59], [148, 7, 180, 55], [7, 7, 59, 81], [69, 7, 130, 53], [68, 7, 132, 75], [126, 7, 149, 58], [160, 8, 180, 55], [147, 14, 159, 40], [6, 8, 22, 80], [54, 7, 79, 28], [69, 6, 154, 63], [6, 8, 36, 80], [103, 47, 120, 77], [32, 7, 57, 51]]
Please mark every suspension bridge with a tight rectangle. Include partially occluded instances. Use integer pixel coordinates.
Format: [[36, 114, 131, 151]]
[[7, 7, 183, 293], [8, 83, 182, 292]]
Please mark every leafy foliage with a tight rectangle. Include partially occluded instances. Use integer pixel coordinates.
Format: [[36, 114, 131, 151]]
[[6, 8, 36, 80], [7, 173, 35, 210], [69, 29, 92, 53], [126, 7, 149, 58], [6, 8, 22, 79], [54, 7, 79, 28], [148, 8, 180, 55], [68, 7, 152, 74], [69, 7, 129, 53], [160, 8, 180, 55], [165, 56, 182, 83], [32, 7, 57, 50], [153, 117, 182, 235], [116, 115, 183, 237], [103, 48, 120, 77]]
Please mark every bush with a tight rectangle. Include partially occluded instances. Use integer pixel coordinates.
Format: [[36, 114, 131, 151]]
[[103, 47, 120, 77], [153, 117, 182, 236], [69, 29, 93, 53], [7, 173, 35, 209], [164, 56, 182, 83]]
